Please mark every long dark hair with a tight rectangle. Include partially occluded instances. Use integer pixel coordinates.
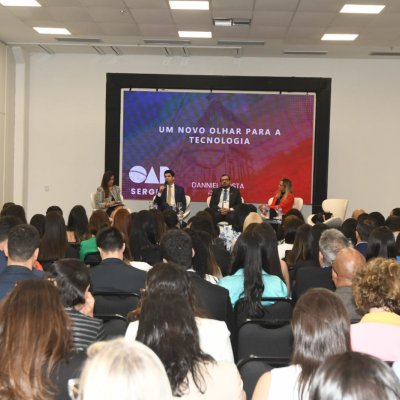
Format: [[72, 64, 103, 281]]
[[366, 226, 396, 260], [136, 292, 214, 396], [100, 170, 114, 197], [291, 288, 351, 398], [67, 205, 89, 242], [39, 211, 68, 260], [286, 224, 314, 268], [0, 279, 73, 400]]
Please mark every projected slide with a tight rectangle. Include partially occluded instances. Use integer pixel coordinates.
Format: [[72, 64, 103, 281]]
[[121, 90, 315, 203]]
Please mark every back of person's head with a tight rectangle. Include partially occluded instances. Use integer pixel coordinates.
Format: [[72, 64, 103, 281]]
[[340, 218, 358, 246], [129, 210, 160, 257], [136, 292, 212, 397], [356, 215, 377, 242], [88, 210, 111, 236], [96, 227, 124, 253], [7, 224, 40, 261], [160, 229, 192, 269], [201, 209, 219, 238], [352, 257, 400, 314], [0, 202, 15, 214], [242, 212, 263, 232], [319, 228, 349, 265], [332, 247, 366, 288], [80, 339, 172, 400], [29, 214, 46, 238], [309, 352, 400, 400], [46, 258, 90, 307], [0, 204, 27, 224], [46, 205, 63, 216], [0, 216, 22, 242], [286, 224, 313, 267], [282, 216, 304, 244], [292, 288, 351, 397], [369, 211, 386, 227], [390, 207, 400, 217], [190, 214, 218, 238], [366, 226, 396, 260], [386, 215, 400, 232], [232, 203, 257, 233], [67, 205, 89, 239], [39, 211, 68, 260], [163, 209, 179, 229], [0, 279, 72, 399], [284, 208, 305, 223]]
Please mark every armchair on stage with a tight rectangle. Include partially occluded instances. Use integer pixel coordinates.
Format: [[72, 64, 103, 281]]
[[307, 198, 349, 228]]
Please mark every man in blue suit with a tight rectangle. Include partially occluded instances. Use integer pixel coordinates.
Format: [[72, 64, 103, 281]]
[[154, 169, 187, 212]]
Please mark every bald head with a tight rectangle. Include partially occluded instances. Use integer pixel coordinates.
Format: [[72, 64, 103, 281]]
[[332, 247, 366, 288], [351, 209, 366, 220]]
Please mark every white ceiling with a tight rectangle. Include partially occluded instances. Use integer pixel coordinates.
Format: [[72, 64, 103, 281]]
[[1, 0, 400, 58]]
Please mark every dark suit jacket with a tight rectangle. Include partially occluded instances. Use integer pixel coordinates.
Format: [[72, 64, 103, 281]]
[[154, 184, 186, 211], [90, 258, 146, 294], [188, 271, 234, 334], [209, 186, 242, 211]]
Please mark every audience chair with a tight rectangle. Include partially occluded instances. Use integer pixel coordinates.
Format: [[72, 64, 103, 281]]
[[84, 252, 102, 268], [307, 198, 349, 226], [93, 291, 140, 319], [95, 314, 129, 339], [236, 320, 293, 364], [38, 258, 57, 271], [90, 192, 98, 212], [237, 356, 287, 399]]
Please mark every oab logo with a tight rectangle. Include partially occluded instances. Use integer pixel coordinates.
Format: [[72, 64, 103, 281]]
[[129, 166, 169, 184]]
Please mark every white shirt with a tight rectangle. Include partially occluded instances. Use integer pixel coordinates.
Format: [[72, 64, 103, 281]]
[[218, 187, 230, 208], [125, 317, 234, 362]]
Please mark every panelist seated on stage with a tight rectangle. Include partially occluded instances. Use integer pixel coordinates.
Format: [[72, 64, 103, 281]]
[[154, 169, 186, 212], [96, 171, 123, 216], [259, 177, 294, 217], [209, 174, 243, 225]]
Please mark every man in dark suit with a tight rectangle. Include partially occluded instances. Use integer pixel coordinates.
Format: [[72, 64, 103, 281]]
[[154, 169, 186, 212], [209, 174, 242, 224], [160, 229, 234, 334], [90, 227, 146, 294]]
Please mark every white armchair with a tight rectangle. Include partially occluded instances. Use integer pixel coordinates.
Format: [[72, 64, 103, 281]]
[[307, 198, 349, 227]]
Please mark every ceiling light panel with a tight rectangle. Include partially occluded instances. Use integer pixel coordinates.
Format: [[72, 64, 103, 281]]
[[340, 4, 385, 14], [34, 27, 71, 35], [178, 31, 212, 38], [169, 1, 209, 10], [0, 0, 40, 5], [321, 33, 358, 41]]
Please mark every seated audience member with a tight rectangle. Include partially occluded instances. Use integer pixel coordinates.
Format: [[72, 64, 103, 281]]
[[0, 202, 15, 215], [79, 210, 111, 261], [355, 215, 377, 257], [278, 216, 303, 260], [112, 207, 133, 261], [369, 211, 386, 227], [163, 208, 179, 229], [218, 229, 288, 310], [46, 205, 63, 215], [284, 208, 305, 222], [351, 208, 366, 220], [126, 263, 234, 362], [332, 247, 365, 322], [91, 227, 146, 294], [29, 213, 46, 238], [209, 174, 243, 225], [0, 216, 22, 274], [310, 224, 329, 264], [253, 288, 351, 400], [242, 211, 263, 232], [0, 279, 86, 400], [291, 228, 348, 302], [38, 211, 79, 269], [137, 292, 245, 399], [129, 210, 162, 266], [0, 204, 27, 223], [46, 259, 105, 351], [390, 207, 400, 217], [67, 205, 89, 244], [340, 217, 358, 246], [351, 257, 400, 362], [186, 229, 222, 284], [386, 215, 400, 240], [0, 224, 43, 300], [309, 352, 400, 400], [366, 226, 396, 260], [160, 229, 234, 333], [79, 339, 172, 400]]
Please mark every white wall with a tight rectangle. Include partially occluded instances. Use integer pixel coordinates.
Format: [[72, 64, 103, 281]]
[[24, 53, 400, 220], [0, 43, 15, 206]]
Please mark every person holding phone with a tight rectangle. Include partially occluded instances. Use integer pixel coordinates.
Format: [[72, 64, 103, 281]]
[[153, 169, 186, 212]]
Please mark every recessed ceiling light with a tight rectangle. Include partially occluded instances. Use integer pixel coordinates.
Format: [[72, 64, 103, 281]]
[[169, 1, 209, 10], [33, 27, 71, 35], [178, 31, 212, 38], [0, 0, 41, 5], [340, 4, 385, 14], [321, 33, 358, 41]]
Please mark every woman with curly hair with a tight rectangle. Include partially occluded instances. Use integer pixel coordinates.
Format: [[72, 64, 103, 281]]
[[351, 257, 400, 361]]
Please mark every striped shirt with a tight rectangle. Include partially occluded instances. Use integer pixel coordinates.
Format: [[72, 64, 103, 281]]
[[65, 307, 105, 351]]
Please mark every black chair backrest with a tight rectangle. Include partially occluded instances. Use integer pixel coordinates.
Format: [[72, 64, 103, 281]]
[[236, 356, 277, 399], [93, 292, 140, 319], [237, 319, 293, 363], [38, 258, 57, 271], [95, 314, 129, 339], [84, 252, 102, 267]]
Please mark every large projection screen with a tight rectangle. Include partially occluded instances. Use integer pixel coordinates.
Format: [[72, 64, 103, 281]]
[[106, 74, 331, 211]]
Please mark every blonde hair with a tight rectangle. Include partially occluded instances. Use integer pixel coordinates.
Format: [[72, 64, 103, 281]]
[[80, 339, 172, 400], [243, 212, 263, 232]]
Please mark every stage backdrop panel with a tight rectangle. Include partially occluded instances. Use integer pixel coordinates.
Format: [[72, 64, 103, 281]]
[[121, 90, 315, 204]]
